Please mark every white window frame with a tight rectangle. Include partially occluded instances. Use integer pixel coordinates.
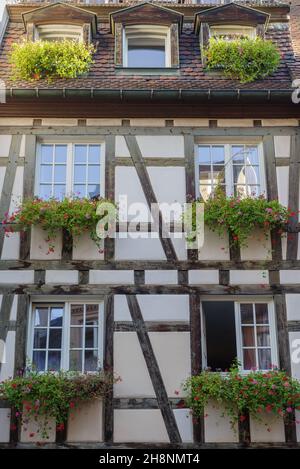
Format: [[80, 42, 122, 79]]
[[195, 141, 266, 199], [210, 25, 256, 40], [27, 299, 105, 373], [35, 141, 105, 199], [200, 297, 278, 373], [34, 24, 84, 42], [123, 25, 171, 68]]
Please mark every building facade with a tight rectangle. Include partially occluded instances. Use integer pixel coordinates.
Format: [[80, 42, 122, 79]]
[[0, 0, 300, 447]]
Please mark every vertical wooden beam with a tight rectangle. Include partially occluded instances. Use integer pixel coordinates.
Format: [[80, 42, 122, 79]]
[[114, 23, 123, 67], [104, 135, 116, 263], [0, 135, 22, 258], [103, 294, 114, 444], [184, 134, 198, 262], [126, 295, 182, 444], [287, 134, 300, 260], [20, 135, 36, 260], [170, 23, 180, 68], [14, 294, 29, 375]]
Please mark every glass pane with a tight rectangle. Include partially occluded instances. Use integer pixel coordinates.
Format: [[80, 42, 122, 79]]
[[70, 327, 83, 349], [86, 304, 99, 325], [54, 165, 66, 184], [198, 146, 211, 164], [89, 145, 101, 164], [256, 304, 269, 324], [235, 185, 247, 197], [55, 145, 67, 163], [32, 351, 46, 372], [53, 185, 65, 200], [199, 167, 212, 185], [48, 351, 61, 371], [50, 308, 63, 327], [245, 165, 260, 185], [40, 165, 52, 183], [73, 185, 86, 198], [88, 166, 99, 185], [233, 165, 245, 185], [232, 146, 244, 164], [74, 165, 86, 184], [33, 329, 47, 349], [35, 308, 48, 327], [74, 145, 87, 164], [240, 304, 254, 324], [242, 326, 255, 347], [243, 349, 256, 370], [246, 146, 259, 165], [258, 348, 272, 370], [88, 184, 100, 199], [41, 145, 53, 164], [247, 185, 260, 197], [39, 185, 52, 199], [71, 305, 84, 325], [199, 185, 211, 201], [128, 45, 165, 68], [69, 350, 82, 372], [85, 327, 98, 348], [211, 146, 225, 164], [212, 168, 225, 185], [49, 329, 62, 349], [84, 350, 98, 372], [257, 326, 270, 346]]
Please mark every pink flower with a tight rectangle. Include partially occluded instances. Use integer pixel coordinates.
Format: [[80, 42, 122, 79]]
[[286, 407, 293, 413]]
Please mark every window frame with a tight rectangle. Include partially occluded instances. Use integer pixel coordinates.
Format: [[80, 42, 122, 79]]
[[194, 140, 266, 200], [200, 297, 278, 372], [123, 25, 171, 68], [27, 299, 105, 373], [209, 24, 257, 40], [35, 140, 105, 200], [34, 24, 85, 42]]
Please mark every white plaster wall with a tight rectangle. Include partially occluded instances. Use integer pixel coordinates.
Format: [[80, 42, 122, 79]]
[[198, 228, 230, 261], [30, 226, 62, 260], [286, 294, 300, 321], [20, 415, 56, 443], [19, 135, 26, 158], [9, 295, 18, 321], [115, 237, 166, 260], [0, 409, 11, 443], [115, 166, 150, 221], [217, 119, 253, 127], [171, 234, 188, 260], [0, 166, 6, 195], [262, 119, 299, 127], [276, 166, 289, 207], [173, 118, 209, 127], [240, 230, 272, 261], [72, 232, 104, 260], [230, 270, 269, 285], [149, 332, 191, 397], [114, 332, 155, 397], [115, 136, 130, 157], [89, 270, 134, 285], [0, 331, 15, 381], [204, 401, 238, 443], [136, 136, 184, 158], [1, 233, 20, 260], [67, 400, 103, 442], [290, 332, 300, 381], [0, 135, 12, 157], [145, 270, 178, 285], [45, 270, 78, 284], [130, 118, 166, 127], [188, 270, 219, 284], [0, 270, 34, 284], [280, 270, 300, 284], [274, 136, 291, 158], [250, 414, 285, 442], [9, 166, 24, 214], [114, 409, 169, 443], [174, 408, 193, 443]]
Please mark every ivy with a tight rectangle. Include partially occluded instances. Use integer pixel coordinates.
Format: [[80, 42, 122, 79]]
[[205, 37, 281, 83], [10, 40, 95, 81]]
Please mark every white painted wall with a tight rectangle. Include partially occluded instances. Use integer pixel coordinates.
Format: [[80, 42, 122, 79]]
[[67, 400, 103, 442], [114, 409, 169, 443]]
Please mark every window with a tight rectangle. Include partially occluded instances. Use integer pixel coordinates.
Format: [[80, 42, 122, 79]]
[[35, 24, 84, 42], [29, 302, 104, 372], [196, 143, 265, 201], [210, 25, 256, 40], [124, 25, 171, 68], [36, 143, 104, 200], [201, 300, 278, 372]]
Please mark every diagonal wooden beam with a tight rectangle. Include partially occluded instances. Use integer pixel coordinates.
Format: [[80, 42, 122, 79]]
[[124, 135, 178, 262], [126, 294, 182, 444]]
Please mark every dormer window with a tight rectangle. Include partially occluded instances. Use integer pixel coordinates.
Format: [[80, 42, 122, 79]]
[[35, 24, 85, 42], [210, 25, 256, 41], [124, 26, 170, 68]]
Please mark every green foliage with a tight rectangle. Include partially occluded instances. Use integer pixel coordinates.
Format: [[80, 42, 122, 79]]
[[205, 37, 281, 83], [184, 365, 300, 427], [10, 40, 95, 81], [2, 197, 116, 252], [0, 369, 116, 438]]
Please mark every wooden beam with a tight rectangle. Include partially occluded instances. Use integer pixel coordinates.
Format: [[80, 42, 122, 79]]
[[287, 134, 300, 260], [20, 135, 36, 260], [184, 134, 198, 262], [114, 321, 189, 332], [14, 294, 29, 375], [126, 295, 182, 444], [104, 135, 116, 263], [103, 294, 114, 444], [113, 398, 184, 409]]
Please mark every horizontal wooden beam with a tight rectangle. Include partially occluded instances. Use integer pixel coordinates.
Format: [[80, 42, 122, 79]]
[[114, 321, 190, 332], [113, 398, 184, 409]]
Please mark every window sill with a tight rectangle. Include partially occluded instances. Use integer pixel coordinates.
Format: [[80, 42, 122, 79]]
[[115, 67, 180, 76]]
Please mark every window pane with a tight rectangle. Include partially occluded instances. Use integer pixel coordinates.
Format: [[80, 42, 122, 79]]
[[128, 45, 165, 68], [74, 145, 87, 164], [49, 329, 62, 349], [69, 350, 82, 372], [74, 165, 86, 184], [73, 185, 86, 198], [85, 327, 98, 348], [54, 165, 66, 184], [258, 348, 272, 370], [32, 351, 46, 372], [199, 185, 211, 201], [41, 145, 53, 164], [39, 185, 52, 199], [245, 165, 260, 185], [233, 165, 245, 185], [53, 185, 65, 200], [84, 350, 98, 372], [86, 304, 99, 325], [235, 185, 247, 197], [55, 145, 67, 163], [247, 185, 260, 197], [240, 304, 254, 324], [255, 304, 269, 324], [89, 145, 101, 164], [35, 308, 48, 327], [243, 349, 256, 370], [199, 167, 211, 184], [211, 146, 225, 164], [40, 165, 52, 183], [50, 308, 63, 327], [33, 329, 47, 349], [48, 351, 61, 371], [88, 184, 100, 199], [242, 326, 255, 347], [212, 167, 225, 185], [246, 146, 259, 165], [198, 146, 211, 165], [232, 146, 244, 164], [71, 305, 84, 325], [70, 327, 83, 349], [257, 326, 270, 346], [88, 166, 99, 185]]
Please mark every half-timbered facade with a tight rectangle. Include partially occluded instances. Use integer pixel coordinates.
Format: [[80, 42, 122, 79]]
[[0, 0, 300, 448]]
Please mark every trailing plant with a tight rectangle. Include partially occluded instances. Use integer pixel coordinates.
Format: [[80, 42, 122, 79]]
[[184, 364, 300, 428], [204, 37, 281, 83], [185, 190, 291, 248], [10, 40, 95, 81], [0, 369, 117, 439], [2, 197, 116, 252]]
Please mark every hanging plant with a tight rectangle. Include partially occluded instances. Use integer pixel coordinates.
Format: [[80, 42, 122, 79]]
[[0, 369, 117, 439], [184, 364, 300, 429], [204, 37, 281, 83], [2, 197, 117, 251], [10, 40, 95, 81]]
